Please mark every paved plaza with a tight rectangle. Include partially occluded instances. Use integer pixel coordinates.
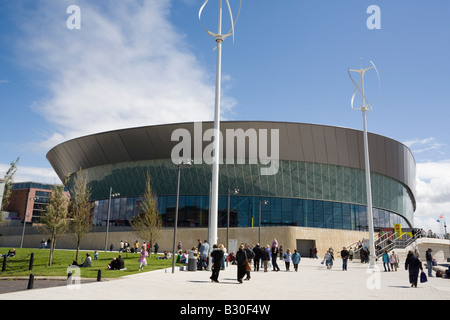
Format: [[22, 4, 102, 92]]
[[1, 257, 449, 301]]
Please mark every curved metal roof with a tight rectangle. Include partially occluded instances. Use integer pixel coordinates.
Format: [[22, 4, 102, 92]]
[[46, 121, 416, 200]]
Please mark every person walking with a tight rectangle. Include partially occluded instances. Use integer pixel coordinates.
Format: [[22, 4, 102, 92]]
[[138, 248, 148, 271], [244, 244, 255, 280], [210, 244, 224, 283], [341, 247, 349, 271], [425, 248, 433, 277], [283, 249, 291, 271], [291, 249, 301, 272], [382, 250, 391, 272], [312, 247, 318, 259], [199, 240, 210, 270], [348, 247, 354, 261], [236, 244, 248, 283], [405, 250, 423, 288], [323, 250, 333, 269], [271, 243, 280, 271], [262, 245, 271, 272], [253, 243, 262, 272], [390, 251, 399, 271]]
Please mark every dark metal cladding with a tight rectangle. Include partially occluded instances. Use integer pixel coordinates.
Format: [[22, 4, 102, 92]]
[[46, 121, 416, 203]]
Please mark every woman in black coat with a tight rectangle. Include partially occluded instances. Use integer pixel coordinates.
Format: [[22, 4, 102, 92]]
[[210, 244, 224, 283], [236, 244, 248, 284], [405, 250, 423, 288]]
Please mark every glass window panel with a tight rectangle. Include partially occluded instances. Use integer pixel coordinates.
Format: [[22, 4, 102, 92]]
[[312, 200, 323, 228], [293, 199, 303, 226], [281, 198, 293, 225], [304, 199, 314, 227], [323, 201, 333, 228], [333, 202, 343, 229]]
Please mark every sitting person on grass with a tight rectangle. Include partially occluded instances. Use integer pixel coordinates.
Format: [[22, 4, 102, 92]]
[[77, 253, 92, 268]]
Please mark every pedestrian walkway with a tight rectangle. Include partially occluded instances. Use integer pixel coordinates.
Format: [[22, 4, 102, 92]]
[[1, 258, 449, 300]]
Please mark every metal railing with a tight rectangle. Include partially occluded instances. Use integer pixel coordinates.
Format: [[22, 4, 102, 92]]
[[375, 229, 421, 258]]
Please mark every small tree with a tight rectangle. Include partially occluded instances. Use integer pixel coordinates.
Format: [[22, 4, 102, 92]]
[[68, 171, 94, 262], [39, 184, 69, 266], [130, 172, 161, 254], [1, 156, 19, 212]]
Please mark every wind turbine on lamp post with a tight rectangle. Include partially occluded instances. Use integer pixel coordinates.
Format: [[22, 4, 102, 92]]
[[199, 0, 241, 248], [348, 59, 380, 268]]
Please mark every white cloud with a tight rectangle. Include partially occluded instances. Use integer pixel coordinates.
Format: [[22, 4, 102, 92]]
[[404, 137, 445, 155], [0, 163, 59, 185], [413, 160, 450, 233], [17, 0, 236, 149]]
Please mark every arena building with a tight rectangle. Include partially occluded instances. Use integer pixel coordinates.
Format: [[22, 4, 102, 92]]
[[44, 121, 416, 255]]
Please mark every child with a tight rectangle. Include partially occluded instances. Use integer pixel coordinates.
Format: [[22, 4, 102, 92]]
[[94, 250, 98, 260], [283, 249, 291, 271], [138, 249, 149, 271]]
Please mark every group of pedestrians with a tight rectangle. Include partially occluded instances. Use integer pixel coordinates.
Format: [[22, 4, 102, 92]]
[[207, 238, 303, 284], [204, 237, 437, 289]]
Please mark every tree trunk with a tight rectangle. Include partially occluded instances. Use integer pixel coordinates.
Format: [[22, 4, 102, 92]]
[[48, 233, 56, 266], [76, 237, 81, 262]]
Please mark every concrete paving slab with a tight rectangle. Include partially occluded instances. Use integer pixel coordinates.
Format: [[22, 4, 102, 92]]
[[1, 258, 449, 301]]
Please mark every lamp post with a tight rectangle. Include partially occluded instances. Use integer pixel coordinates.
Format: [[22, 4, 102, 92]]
[[199, 0, 241, 251], [258, 199, 268, 245], [104, 187, 120, 252], [226, 188, 239, 266], [20, 195, 37, 249], [348, 60, 380, 268], [172, 159, 193, 273]]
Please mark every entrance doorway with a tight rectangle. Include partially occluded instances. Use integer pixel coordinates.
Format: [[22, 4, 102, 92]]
[[296, 239, 316, 258]]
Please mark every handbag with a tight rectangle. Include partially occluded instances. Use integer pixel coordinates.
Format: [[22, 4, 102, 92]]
[[420, 271, 428, 283], [246, 259, 252, 271]]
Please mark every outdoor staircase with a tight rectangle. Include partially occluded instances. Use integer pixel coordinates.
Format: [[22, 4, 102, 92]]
[[346, 229, 422, 261]]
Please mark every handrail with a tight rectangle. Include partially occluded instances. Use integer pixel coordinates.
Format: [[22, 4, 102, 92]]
[[351, 233, 381, 255], [375, 229, 422, 258]]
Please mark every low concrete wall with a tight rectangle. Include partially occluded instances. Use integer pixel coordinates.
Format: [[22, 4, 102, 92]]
[[0, 225, 368, 258], [395, 238, 450, 263]]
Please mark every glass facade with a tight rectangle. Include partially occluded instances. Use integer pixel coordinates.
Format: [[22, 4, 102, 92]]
[[94, 194, 411, 231], [78, 159, 415, 230]]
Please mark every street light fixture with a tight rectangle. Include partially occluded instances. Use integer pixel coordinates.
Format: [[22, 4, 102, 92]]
[[172, 159, 193, 273], [104, 187, 120, 252], [258, 199, 268, 245], [226, 188, 239, 266]]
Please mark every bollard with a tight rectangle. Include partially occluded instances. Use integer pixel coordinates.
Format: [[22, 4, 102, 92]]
[[2, 256, 6, 272], [27, 274, 34, 289], [97, 269, 102, 282], [29, 252, 34, 271], [67, 270, 73, 285]]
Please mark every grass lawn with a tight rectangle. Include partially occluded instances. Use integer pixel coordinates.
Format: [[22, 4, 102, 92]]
[[0, 247, 183, 279]]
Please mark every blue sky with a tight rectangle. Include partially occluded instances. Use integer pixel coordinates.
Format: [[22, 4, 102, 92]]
[[0, 0, 449, 232]]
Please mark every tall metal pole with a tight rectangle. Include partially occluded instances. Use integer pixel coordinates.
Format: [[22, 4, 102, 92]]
[[104, 187, 112, 252], [209, 0, 223, 250], [258, 200, 261, 245], [172, 164, 182, 273], [226, 189, 230, 267], [362, 108, 376, 268], [199, 0, 241, 254], [349, 61, 379, 269], [258, 200, 268, 245], [20, 190, 31, 249]]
